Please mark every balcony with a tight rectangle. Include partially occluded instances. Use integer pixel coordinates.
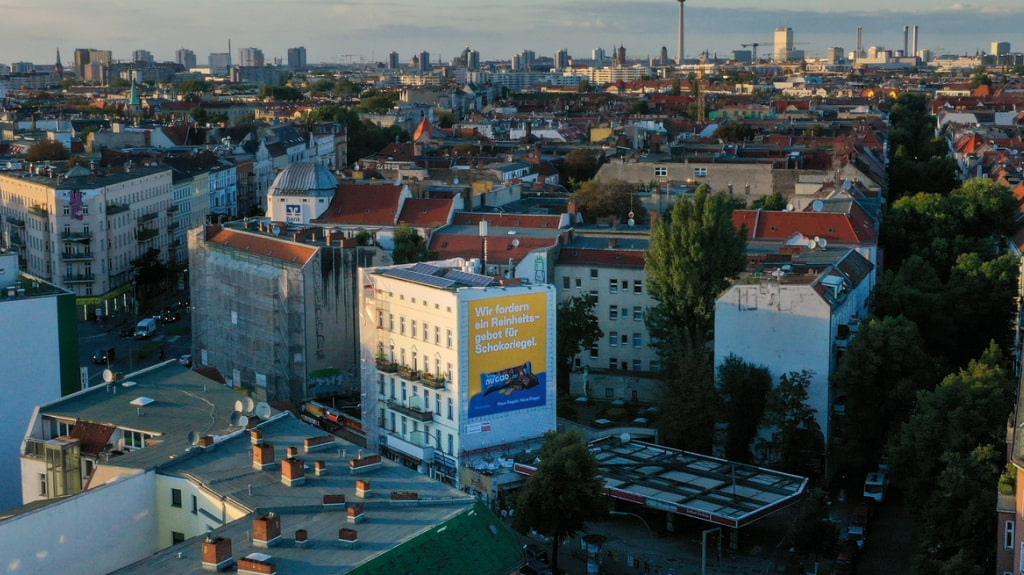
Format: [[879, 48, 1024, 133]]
[[397, 365, 421, 381], [106, 203, 129, 216], [385, 398, 433, 422], [63, 274, 95, 284], [60, 230, 92, 242], [166, 204, 180, 214], [61, 251, 94, 262], [28, 205, 48, 218], [420, 372, 448, 390], [385, 432, 434, 462], [167, 221, 180, 232], [375, 357, 398, 373], [138, 211, 159, 223], [169, 239, 182, 248], [5, 215, 25, 227], [23, 438, 46, 459], [136, 228, 159, 242]]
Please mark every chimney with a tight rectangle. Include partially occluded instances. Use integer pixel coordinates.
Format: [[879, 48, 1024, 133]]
[[347, 503, 365, 524], [197, 436, 214, 449], [338, 528, 359, 548], [295, 529, 308, 547], [281, 457, 306, 487], [856, 26, 863, 58], [902, 25, 909, 56], [253, 443, 275, 470], [286, 446, 298, 459], [201, 536, 232, 571], [912, 25, 919, 57], [356, 479, 371, 498], [315, 460, 327, 476], [252, 513, 282, 548], [251, 430, 263, 446]]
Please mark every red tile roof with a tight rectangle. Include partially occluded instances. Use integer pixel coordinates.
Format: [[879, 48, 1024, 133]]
[[311, 183, 405, 226], [429, 233, 556, 262], [732, 209, 877, 244], [556, 247, 646, 268], [397, 198, 453, 227], [452, 212, 566, 229], [70, 421, 116, 455], [205, 226, 318, 265]]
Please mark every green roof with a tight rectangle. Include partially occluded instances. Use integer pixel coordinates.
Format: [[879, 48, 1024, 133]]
[[348, 501, 525, 575]]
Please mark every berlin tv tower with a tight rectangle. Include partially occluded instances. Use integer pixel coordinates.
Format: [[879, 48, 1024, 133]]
[[676, 0, 686, 66]]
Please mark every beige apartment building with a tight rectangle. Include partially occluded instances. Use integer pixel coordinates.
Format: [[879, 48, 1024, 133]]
[[0, 165, 174, 318]]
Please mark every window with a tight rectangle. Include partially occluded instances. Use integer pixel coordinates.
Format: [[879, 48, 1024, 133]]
[[589, 289, 598, 302], [633, 333, 642, 348], [575, 278, 582, 288], [563, 276, 570, 289], [400, 316, 406, 335], [436, 429, 443, 452], [435, 394, 441, 414], [388, 313, 394, 331], [39, 474, 47, 497], [423, 322, 429, 341], [62, 205, 70, 216], [608, 358, 617, 370], [634, 280, 643, 294], [389, 378, 395, 399], [411, 320, 417, 339], [435, 326, 440, 344], [171, 488, 182, 508], [590, 346, 599, 359], [621, 334, 628, 344], [634, 306, 643, 321], [590, 268, 598, 279], [377, 310, 384, 328], [633, 359, 642, 371], [1006, 520, 1015, 549], [605, 387, 615, 398], [172, 531, 185, 545], [401, 381, 407, 402], [448, 433, 454, 455], [654, 166, 668, 177], [609, 279, 618, 293], [622, 280, 629, 290], [446, 329, 453, 349], [609, 305, 618, 320], [693, 167, 708, 177], [124, 430, 150, 450], [447, 397, 453, 420], [609, 332, 619, 347], [191, 495, 198, 514]]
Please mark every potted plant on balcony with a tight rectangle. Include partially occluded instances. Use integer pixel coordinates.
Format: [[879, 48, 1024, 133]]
[[397, 365, 420, 381], [375, 354, 398, 373]]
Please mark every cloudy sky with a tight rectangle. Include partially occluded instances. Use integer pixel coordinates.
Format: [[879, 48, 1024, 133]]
[[0, 1, 1020, 66]]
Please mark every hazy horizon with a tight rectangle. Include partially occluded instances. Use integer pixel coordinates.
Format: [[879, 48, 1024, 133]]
[[1, 1, 1021, 67]]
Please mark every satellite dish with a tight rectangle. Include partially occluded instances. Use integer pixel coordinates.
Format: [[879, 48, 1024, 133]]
[[812, 199, 824, 212], [231, 413, 249, 427], [186, 431, 200, 446], [806, 238, 817, 249], [229, 410, 243, 426], [102, 369, 115, 383], [271, 225, 282, 236], [620, 432, 631, 444], [234, 400, 244, 413], [512, 238, 520, 247], [255, 402, 272, 420], [785, 203, 794, 212], [243, 397, 255, 413], [819, 238, 828, 249], [453, 177, 460, 185], [627, 218, 635, 227]]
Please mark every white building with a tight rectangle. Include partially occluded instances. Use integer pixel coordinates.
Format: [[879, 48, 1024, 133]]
[[774, 27, 794, 62], [265, 162, 338, 225], [359, 260, 556, 492]]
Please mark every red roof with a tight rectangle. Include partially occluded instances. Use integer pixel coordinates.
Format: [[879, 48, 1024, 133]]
[[732, 209, 877, 244], [70, 421, 116, 455], [205, 226, 317, 265], [397, 198, 453, 227], [556, 247, 645, 268], [312, 183, 405, 226], [429, 233, 556, 262], [452, 212, 566, 229]]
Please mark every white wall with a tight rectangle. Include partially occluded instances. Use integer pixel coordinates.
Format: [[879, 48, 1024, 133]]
[[155, 475, 248, 548], [0, 296, 63, 511], [0, 471, 159, 575]]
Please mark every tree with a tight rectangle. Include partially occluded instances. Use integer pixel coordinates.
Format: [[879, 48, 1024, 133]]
[[309, 79, 335, 94], [714, 123, 756, 142], [749, 192, 787, 211], [790, 489, 839, 560], [570, 179, 647, 224], [645, 186, 747, 348], [512, 430, 606, 574], [259, 85, 304, 101], [24, 139, 70, 162], [555, 295, 603, 392], [131, 248, 168, 301], [391, 225, 436, 264], [716, 355, 772, 462], [761, 371, 823, 474], [561, 149, 600, 186], [179, 79, 210, 96], [656, 326, 717, 453]]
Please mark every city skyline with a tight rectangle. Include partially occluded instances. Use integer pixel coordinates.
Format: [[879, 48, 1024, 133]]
[[0, 1, 1022, 67]]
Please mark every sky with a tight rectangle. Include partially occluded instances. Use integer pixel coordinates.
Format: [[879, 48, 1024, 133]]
[[1, 1, 1022, 67]]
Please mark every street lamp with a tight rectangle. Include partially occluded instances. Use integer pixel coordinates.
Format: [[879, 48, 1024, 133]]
[[701, 527, 722, 575], [609, 510, 654, 540]]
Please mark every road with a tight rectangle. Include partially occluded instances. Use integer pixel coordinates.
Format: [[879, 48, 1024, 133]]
[[78, 307, 192, 386]]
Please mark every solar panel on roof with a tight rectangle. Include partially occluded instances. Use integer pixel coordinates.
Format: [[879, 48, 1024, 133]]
[[410, 262, 445, 276], [382, 268, 457, 289], [444, 269, 495, 287]]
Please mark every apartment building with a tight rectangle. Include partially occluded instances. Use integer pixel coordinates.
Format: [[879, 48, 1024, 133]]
[[0, 165, 174, 319], [359, 261, 556, 492]]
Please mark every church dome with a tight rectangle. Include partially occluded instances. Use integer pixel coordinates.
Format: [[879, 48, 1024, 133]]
[[268, 162, 337, 198]]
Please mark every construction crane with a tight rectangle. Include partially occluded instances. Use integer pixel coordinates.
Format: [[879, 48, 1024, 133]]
[[741, 42, 769, 61]]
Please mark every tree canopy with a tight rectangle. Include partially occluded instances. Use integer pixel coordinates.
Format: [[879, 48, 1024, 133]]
[[655, 326, 716, 453], [259, 85, 304, 101], [561, 149, 601, 186], [512, 430, 605, 574], [555, 294, 603, 391], [24, 139, 70, 162], [390, 225, 436, 265], [717, 355, 772, 462], [761, 370, 823, 475]]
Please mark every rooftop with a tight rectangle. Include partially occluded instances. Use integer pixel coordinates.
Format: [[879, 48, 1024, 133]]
[[203, 226, 319, 266]]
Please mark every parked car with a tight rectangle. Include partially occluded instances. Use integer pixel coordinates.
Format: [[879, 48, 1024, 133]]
[[92, 347, 116, 364], [523, 544, 549, 563], [831, 540, 859, 575], [134, 317, 158, 339], [521, 558, 553, 575], [178, 354, 193, 367], [863, 471, 888, 503], [161, 310, 181, 323], [119, 327, 135, 338]]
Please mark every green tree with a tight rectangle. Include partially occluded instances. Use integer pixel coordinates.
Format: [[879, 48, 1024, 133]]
[[716, 355, 772, 462], [714, 123, 756, 142], [556, 294, 603, 392], [790, 489, 839, 560], [436, 110, 455, 129], [656, 326, 716, 453], [577, 79, 591, 93], [570, 179, 647, 224], [24, 139, 70, 162], [259, 85, 304, 101], [356, 91, 399, 114], [831, 315, 937, 467], [561, 149, 600, 186], [309, 79, 335, 94], [190, 106, 210, 125], [670, 79, 682, 96], [761, 370, 823, 474], [391, 225, 436, 264], [512, 430, 606, 574], [645, 186, 747, 348], [749, 192, 787, 211], [179, 79, 210, 96], [131, 247, 168, 300]]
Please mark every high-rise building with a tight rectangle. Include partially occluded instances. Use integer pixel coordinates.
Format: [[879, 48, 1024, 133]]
[[774, 27, 794, 62], [592, 47, 606, 65], [616, 45, 627, 66], [287, 46, 307, 70], [554, 49, 570, 70], [417, 50, 431, 72], [72, 48, 111, 79], [239, 47, 264, 68], [992, 41, 1011, 56], [513, 49, 535, 71], [209, 52, 231, 75], [387, 51, 400, 70], [826, 47, 844, 64], [131, 49, 153, 63], [359, 260, 556, 484], [175, 48, 196, 69], [660, 46, 669, 66]]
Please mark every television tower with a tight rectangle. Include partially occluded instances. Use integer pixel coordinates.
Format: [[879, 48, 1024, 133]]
[[677, 0, 686, 66]]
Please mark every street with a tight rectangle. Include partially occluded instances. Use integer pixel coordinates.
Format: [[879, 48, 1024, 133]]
[[77, 304, 192, 386]]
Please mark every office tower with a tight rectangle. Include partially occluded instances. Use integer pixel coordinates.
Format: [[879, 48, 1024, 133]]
[[826, 47, 843, 64], [592, 47, 606, 65], [239, 47, 264, 68], [132, 49, 153, 63], [418, 50, 431, 72], [554, 49, 569, 70], [209, 52, 231, 75], [774, 28, 793, 62], [660, 46, 669, 66], [616, 45, 626, 66], [72, 48, 111, 79], [176, 48, 197, 69], [514, 49, 535, 71], [467, 49, 480, 71], [992, 41, 1010, 56], [287, 47, 307, 70], [387, 51, 399, 70]]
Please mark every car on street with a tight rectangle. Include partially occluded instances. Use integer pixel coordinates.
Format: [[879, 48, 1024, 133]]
[[520, 558, 553, 575], [161, 310, 181, 323], [119, 327, 135, 338], [178, 354, 193, 367], [92, 347, 116, 364]]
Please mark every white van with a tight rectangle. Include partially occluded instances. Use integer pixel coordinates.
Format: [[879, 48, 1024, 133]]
[[134, 317, 158, 339], [863, 471, 887, 503]]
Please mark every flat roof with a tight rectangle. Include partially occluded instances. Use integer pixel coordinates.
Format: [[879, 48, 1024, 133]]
[[516, 437, 807, 529]]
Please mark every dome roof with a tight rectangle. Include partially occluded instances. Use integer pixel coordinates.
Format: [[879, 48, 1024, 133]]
[[268, 162, 338, 197]]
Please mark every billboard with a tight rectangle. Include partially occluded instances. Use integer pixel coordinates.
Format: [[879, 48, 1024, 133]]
[[467, 291, 548, 418], [285, 204, 302, 223]]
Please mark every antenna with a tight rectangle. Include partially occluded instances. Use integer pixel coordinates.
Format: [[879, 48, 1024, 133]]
[[243, 397, 255, 413], [187, 431, 200, 446], [255, 402, 272, 420]]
